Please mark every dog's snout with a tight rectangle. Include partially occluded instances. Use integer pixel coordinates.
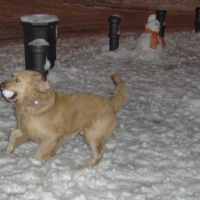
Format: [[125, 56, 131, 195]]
[[1, 82, 5, 89]]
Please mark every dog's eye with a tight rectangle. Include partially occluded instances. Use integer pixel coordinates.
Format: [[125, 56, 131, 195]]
[[15, 79, 20, 83]]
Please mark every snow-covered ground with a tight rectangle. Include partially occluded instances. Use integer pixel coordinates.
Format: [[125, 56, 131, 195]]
[[1, 31, 200, 199]]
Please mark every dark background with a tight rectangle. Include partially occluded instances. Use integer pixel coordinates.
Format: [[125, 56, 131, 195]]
[[0, 0, 196, 46]]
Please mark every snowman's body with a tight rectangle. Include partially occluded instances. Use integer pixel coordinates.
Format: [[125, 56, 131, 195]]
[[136, 32, 163, 52]]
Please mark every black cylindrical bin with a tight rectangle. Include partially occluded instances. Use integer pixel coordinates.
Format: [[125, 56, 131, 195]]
[[156, 9, 167, 37], [108, 14, 121, 51], [21, 14, 58, 70], [29, 39, 49, 79], [195, 7, 200, 32]]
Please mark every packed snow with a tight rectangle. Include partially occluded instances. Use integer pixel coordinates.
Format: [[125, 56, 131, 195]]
[[29, 39, 49, 47], [20, 14, 59, 24], [1, 31, 200, 199], [2, 90, 15, 99]]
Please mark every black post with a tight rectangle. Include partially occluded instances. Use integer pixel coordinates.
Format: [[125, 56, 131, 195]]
[[195, 7, 200, 32], [21, 14, 58, 70], [156, 9, 167, 37], [108, 15, 121, 51], [29, 39, 49, 79]]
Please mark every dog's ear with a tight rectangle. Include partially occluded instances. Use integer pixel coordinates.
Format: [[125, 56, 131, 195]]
[[32, 76, 50, 92]]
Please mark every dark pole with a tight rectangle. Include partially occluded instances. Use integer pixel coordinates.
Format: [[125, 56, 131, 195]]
[[29, 39, 49, 79], [156, 9, 167, 37], [195, 7, 200, 32], [108, 15, 121, 51]]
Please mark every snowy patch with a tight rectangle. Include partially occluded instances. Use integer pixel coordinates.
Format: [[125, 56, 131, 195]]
[[21, 14, 58, 24], [28, 39, 49, 46], [0, 32, 200, 199]]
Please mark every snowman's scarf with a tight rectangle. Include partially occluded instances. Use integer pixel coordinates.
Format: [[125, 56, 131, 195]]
[[144, 27, 166, 50]]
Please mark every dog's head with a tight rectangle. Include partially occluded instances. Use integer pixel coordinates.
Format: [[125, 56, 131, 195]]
[[1, 70, 50, 103]]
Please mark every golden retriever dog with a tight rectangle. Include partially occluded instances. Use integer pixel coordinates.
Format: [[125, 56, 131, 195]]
[[1, 70, 127, 168]]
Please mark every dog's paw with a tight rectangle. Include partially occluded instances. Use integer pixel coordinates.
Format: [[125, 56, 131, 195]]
[[34, 152, 55, 161], [78, 157, 101, 169], [6, 146, 14, 155]]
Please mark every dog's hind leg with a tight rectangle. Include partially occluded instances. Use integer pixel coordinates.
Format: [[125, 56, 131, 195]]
[[81, 116, 117, 168], [34, 136, 60, 161], [6, 129, 29, 155], [81, 139, 106, 168]]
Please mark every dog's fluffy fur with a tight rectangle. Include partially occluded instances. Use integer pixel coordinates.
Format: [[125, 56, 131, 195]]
[[1, 70, 127, 168]]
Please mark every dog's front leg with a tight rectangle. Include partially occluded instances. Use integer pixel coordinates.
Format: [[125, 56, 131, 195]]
[[6, 129, 29, 155], [34, 136, 60, 161]]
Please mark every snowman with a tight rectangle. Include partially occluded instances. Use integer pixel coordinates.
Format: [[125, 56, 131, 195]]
[[133, 14, 166, 62]]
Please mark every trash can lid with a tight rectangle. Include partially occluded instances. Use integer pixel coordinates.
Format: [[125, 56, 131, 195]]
[[20, 14, 59, 24]]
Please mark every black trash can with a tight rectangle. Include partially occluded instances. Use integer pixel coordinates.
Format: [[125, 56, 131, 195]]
[[29, 39, 49, 79], [21, 14, 59, 70], [156, 9, 167, 37], [195, 7, 200, 33], [108, 14, 121, 51]]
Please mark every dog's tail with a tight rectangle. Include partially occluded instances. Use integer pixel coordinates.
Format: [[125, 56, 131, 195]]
[[110, 75, 128, 112]]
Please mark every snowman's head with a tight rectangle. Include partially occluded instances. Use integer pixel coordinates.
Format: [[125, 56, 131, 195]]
[[145, 14, 160, 33]]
